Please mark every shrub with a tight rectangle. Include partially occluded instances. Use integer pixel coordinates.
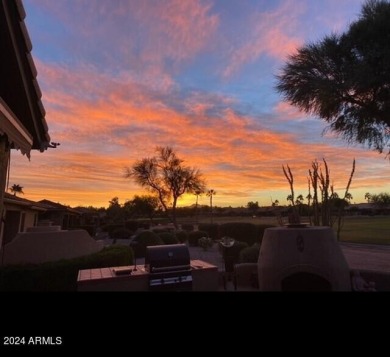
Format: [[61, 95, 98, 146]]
[[239, 244, 261, 263], [175, 230, 188, 243], [198, 237, 214, 251], [224, 241, 249, 263], [188, 231, 208, 246], [181, 224, 194, 232], [220, 223, 259, 246], [152, 228, 170, 234], [102, 224, 127, 238], [140, 222, 150, 230], [138, 218, 169, 226], [125, 220, 140, 232], [111, 228, 133, 240], [131, 231, 164, 258], [0, 245, 133, 291], [256, 224, 276, 245], [198, 223, 219, 240], [158, 232, 179, 245]]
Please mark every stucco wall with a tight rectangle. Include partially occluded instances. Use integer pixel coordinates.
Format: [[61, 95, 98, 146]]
[[0, 229, 104, 265]]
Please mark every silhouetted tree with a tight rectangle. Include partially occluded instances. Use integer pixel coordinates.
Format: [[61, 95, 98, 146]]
[[276, 0, 390, 156], [9, 184, 24, 196], [107, 197, 124, 223], [125, 146, 206, 228], [371, 192, 390, 207], [206, 189, 216, 223], [247, 201, 259, 215], [126, 195, 159, 222]]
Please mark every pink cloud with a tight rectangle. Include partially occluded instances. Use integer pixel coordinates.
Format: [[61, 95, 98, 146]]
[[274, 101, 309, 121]]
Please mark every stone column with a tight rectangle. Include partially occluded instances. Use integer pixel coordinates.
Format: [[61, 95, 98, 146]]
[[0, 135, 10, 248]]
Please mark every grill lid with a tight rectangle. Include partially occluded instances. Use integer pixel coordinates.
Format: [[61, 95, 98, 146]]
[[145, 244, 191, 272]]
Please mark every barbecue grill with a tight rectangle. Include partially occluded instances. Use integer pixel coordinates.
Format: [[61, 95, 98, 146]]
[[145, 244, 192, 291]]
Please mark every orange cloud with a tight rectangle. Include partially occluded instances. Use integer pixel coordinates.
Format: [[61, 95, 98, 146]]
[[12, 5, 390, 209], [19, 59, 387, 207]]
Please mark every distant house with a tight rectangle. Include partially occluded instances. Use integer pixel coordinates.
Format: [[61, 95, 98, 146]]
[[2, 192, 46, 245], [73, 206, 105, 227], [346, 203, 390, 216], [38, 200, 82, 229], [0, 0, 54, 248]]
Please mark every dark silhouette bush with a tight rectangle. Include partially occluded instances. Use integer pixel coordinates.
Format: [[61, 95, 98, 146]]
[[0, 245, 133, 291], [175, 230, 188, 243], [131, 231, 164, 258], [198, 223, 219, 240], [181, 224, 194, 232], [102, 224, 127, 238], [125, 220, 140, 232], [256, 224, 276, 245], [112, 228, 133, 240], [224, 241, 249, 263], [188, 230, 208, 246], [152, 227, 171, 234], [220, 223, 259, 246], [158, 232, 179, 245]]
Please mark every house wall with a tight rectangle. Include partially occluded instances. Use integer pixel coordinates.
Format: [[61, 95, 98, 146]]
[[2, 203, 40, 244], [23, 211, 37, 231], [39, 211, 80, 229]]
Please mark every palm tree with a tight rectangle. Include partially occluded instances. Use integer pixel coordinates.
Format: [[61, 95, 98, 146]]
[[194, 189, 203, 224], [9, 184, 24, 196], [295, 194, 304, 206], [345, 192, 353, 203], [206, 189, 216, 223], [364, 192, 371, 203]]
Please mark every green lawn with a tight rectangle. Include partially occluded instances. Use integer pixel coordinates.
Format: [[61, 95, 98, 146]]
[[338, 216, 390, 245], [189, 215, 390, 245]]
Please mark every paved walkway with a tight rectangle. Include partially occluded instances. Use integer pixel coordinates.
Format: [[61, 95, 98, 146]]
[[340, 243, 390, 273]]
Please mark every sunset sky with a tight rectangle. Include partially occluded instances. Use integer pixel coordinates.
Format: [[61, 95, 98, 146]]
[[10, 0, 389, 208]]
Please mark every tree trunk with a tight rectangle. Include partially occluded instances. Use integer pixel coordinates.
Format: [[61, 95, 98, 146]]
[[172, 197, 178, 229], [210, 195, 213, 224]]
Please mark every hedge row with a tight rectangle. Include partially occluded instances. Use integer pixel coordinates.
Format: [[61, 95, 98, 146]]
[[197, 223, 275, 246], [188, 231, 209, 247], [101, 218, 171, 237], [131, 231, 163, 258], [129, 230, 189, 258], [198, 223, 219, 240], [0, 245, 134, 292]]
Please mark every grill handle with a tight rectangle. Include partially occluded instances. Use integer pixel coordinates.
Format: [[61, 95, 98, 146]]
[[151, 264, 190, 273]]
